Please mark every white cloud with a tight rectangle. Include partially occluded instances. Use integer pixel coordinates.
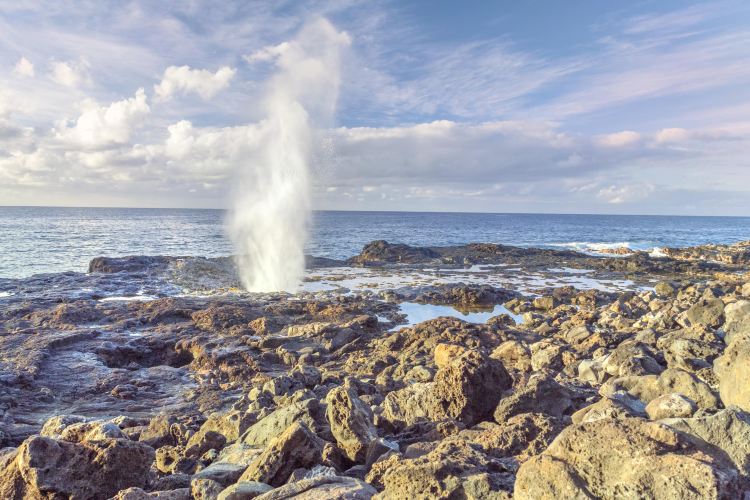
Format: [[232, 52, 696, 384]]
[[50, 58, 91, 87], [13, 57, 34, 77], [596, 184, 656, 204], [55, 88, 150, 148], [655, 127, 690, 144], [154, 65, 236, 101], [244, 42, 290, 63], [596, 130, 641, 147]]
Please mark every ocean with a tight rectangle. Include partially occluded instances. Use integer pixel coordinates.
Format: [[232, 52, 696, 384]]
[[1, 206, 749, 279]]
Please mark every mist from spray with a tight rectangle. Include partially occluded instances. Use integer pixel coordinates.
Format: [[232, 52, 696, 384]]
[[229, 18, 349, 292]]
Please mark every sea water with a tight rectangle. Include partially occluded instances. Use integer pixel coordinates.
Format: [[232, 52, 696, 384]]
[[1, 206, 749, 279]]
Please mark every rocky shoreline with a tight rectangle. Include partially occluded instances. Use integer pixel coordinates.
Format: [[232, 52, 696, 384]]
[[0, 239, 749, 498]]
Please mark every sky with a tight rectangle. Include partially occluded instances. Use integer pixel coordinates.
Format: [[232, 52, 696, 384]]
[[1, 0, 749, 215]]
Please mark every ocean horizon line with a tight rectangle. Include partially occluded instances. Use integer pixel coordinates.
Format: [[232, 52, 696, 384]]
[[2, 205, 750, 219]]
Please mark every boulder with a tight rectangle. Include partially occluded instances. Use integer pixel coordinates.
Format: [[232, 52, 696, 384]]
[[191, 478, 224, 500], [325, 385, 377, 463], [645, 393, 696, 420], [239, 422, 327, 487], [193, 462, 246, 486], [469, 413, 568, 462], [431, 350, 511, 426], [434, 343, 468, 369], [253, 475, 375, 499], [572, 394, 647, 424], [185, 430, 226, 458], [600, 368, 720, 410], [490, 340, 531, 372], [666, 407, 750, 478], [217, 481, 273, 500], [714, 340, 750, 412], [192, 410, 255, 444], [654, 281, 677, 297], [0, 436, 155, 500], [682, 298, 725, 329], [493, 376, 573, 423], [139, 414, 179, 447], [372, 437, 514, 499], [40, 414, 88, 437], [514, 418, 740, 499], [722, 300, 750, 345], [241, 399, 326, 447], [382, 350, 511, 428], [113, 488, 190, 499]]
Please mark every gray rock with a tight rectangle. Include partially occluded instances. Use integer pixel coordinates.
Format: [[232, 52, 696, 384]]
[[217, 481, 273, 500]]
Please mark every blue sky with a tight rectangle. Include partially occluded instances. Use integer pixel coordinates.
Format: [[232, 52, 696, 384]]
[[1, 0, 749, 214]]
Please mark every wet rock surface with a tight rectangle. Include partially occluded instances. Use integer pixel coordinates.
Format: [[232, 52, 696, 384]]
[[0, 239, 749, 498]]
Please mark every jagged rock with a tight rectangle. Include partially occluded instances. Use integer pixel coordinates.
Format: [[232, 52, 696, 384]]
[[241, 399, 327, 447], [666, 407, 750, 479], [381, 382, 435, 426], [191, 410, 254, 448], [382, 350, 510, 428], [715, 339, 750, 411], [349, 240, 439, 265], [468, 413, 568, 462], [514, 418, 741, 499], [431, 350, 511, 426], [365, 438, 399, 467], [113, 487, 191, 499], [493, 375, 573, 423], [374, 437, 515, 499], [722, 300, 750, 345], [530, 340, 565, 371], [185, 429, 226, 458], [325, 385, 377, 463], [40, 414, 88, 437], [251, 475, 376, 499], [191, 478, 224, 500], [434, 343, 468, 369], [215, 443, 264, 467], [571, 393, 647, 424], [291, 365, 321, 388], [646, 393, 696, 420], [601, 368, 720, 410], [681, 298, 725, 329], [0, 435, 154, 500], [239, 422, 328, 487], [602, 341, 662, 378], [490, 340, 531, 372], [156, 445, 197, 474], [140, 414, 179, 447], [533, 296, 558, 311], [654, 281, 677, 297], [59, 420, 125, 442], [194, 462, 246, 486], [217, 481, 273, 500]]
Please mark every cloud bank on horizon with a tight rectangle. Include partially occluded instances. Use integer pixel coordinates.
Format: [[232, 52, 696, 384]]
[[0, 0, 749, 215]]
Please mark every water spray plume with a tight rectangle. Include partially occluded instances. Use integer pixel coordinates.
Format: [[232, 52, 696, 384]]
[[229, 18, 349, 292]]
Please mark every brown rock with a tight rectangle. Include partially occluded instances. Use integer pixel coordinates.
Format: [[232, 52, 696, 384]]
[[514, 418, 740, 499], [325, 385, 377, 463], [0, 436, 155, 500], [239, 422, 327, 487]]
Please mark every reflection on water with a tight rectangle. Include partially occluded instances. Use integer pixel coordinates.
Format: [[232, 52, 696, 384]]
[[395, 302, 523, 328]]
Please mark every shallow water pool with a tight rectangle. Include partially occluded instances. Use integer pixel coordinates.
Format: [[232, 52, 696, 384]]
[[394, 302, 523, 329]]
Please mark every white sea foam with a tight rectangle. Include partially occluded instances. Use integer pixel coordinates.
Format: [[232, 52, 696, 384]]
[[228, 18, 349, 292], [99, 295, 159, 302], [553, 241, 634, 253]]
